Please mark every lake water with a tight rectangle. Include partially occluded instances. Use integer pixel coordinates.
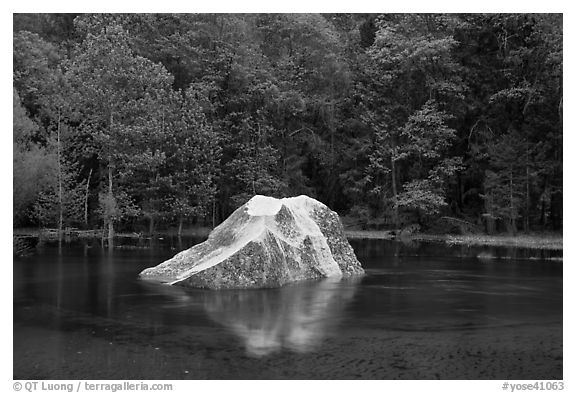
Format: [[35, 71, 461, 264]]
[[13, 237, 562, 379]]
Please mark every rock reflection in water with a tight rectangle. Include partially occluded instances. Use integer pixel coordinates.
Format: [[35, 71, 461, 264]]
[[205, 277, 360, 356], [146, 277, 361, 357]]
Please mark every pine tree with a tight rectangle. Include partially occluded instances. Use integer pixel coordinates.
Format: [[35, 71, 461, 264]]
[[65, 18, 175, 244]]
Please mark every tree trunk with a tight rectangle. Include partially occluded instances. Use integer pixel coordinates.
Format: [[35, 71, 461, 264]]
[[84, 168, 92, 228], [484, 189, 495, 235], [550, 86, 563, 231], [525, 165, 530, 232], [107, 112, 115, 247], [509, 175, 513, 234], [178, 216, 184, 237], [390, 155, 399, 227], [550, 188, 561, 231], [540, 199, 545, 228], [149, 215, 155, 236], [107, 163, 114, 247], [212, 199, 216, 228], [509, 174, 516, 236], [458, 173, 464, 212], [552, 90, 562, 231], [330, 124, 334, 170], [540, 178, 547, 228], [57, 108, 63, 241], [329, 104, 336, 208]]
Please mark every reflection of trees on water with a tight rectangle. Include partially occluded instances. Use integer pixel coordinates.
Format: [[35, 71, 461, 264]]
[[144, 277, 361, 357]]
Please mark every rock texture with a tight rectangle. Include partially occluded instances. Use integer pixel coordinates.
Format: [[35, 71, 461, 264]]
[[139, 195, 364, 289]]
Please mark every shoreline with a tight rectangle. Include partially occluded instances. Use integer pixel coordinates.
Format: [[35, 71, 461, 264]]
[[344, 231, 562, 251], [14, 228, 562, 251]]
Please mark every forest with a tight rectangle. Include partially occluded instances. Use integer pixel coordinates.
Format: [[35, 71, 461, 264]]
[[13, 13, 563, 240]]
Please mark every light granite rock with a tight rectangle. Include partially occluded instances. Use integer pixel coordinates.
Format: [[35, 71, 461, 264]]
[[139, 195, 364, 289]]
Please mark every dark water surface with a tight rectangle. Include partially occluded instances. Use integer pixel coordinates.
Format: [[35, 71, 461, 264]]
[[13, 238, 562, 379]]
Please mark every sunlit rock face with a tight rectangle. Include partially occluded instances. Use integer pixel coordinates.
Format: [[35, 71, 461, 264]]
[[139, 195, 364, 289]]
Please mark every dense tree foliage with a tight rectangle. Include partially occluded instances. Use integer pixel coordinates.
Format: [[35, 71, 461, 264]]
[[13, 13, 562, 235]]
